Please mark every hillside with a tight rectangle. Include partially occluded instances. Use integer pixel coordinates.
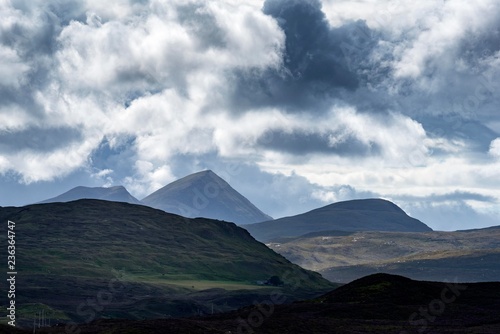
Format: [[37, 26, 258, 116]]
[[12, 273, 500, 333], [245, 198, 432, 242], [38, 185, 141, 205], [141, 170, 272, 225], [0, 200, 333, 327], [266, 228, 500, 283]]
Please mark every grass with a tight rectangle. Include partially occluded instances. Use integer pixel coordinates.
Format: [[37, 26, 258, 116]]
[[129, 277, 273, 291], [17, 303, 68, 317], [0, 199, 336, 324]]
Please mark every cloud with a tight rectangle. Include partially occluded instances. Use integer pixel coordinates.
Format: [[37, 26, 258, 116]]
[[227, 0, 381, 112], [0, 44, 29, 87], [490, 138, 500, 158], [397, 196, 499, 231], [0, 0, 284, 182], [0, 0, 499, 229], [0, 126, 82, 152]]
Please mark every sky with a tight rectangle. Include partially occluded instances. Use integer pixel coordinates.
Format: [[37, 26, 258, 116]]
[[0, 0, 499, 231]]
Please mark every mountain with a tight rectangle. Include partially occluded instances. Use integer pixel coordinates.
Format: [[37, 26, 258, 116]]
[[38, 185, 141, 204], [266, 227, 500, 283], [0, 200, 333, 326], [244, 198, 432, 242], [12, 273, 500, 333], [141, 170, 272, 225]]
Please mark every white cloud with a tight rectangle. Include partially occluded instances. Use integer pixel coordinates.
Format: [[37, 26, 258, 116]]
[[124, 161, 175, 197], [323, 0, 500, 92], [0, 0, 284, 184], [489, 138, 500, 158], [0, 105, 32, 131], [11, 140, 98, 184], [0, 45, 29, 87]]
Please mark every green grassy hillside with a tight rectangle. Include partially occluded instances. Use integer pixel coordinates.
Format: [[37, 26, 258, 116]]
[[0, 200, 334, 327]]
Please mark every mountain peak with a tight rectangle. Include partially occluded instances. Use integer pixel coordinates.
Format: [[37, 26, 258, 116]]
[[142, 170, 272, 225], [245, 198, 432, 242], [322, 198, 404, 213], [38, 185, 141, 205]]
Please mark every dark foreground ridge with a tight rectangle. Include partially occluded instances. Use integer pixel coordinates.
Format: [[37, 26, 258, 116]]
[[5, 273, 499, 333]]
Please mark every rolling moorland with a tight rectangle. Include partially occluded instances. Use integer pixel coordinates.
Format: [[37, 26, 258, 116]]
[[266, 227, 500, 283], [2, 273, 500, 333], [0, 200, 334, 328]]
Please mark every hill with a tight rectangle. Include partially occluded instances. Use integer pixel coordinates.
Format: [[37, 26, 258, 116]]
[[244, 198, 432, 242], [38, 185, 141, 204], [141, 170, 272, 225], [0, 200, 333, 327], [14, 273, 500, 333], [266, 227, 500, 283]]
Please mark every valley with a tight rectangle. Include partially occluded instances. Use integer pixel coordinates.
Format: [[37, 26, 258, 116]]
[[266, 228, 500, 283]]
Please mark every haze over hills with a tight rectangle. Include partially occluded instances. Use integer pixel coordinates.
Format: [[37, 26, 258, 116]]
[[267, 228, 500, 283], [38, 185, 142, 205], [0, 199, 332, 325], [141, 170, 273, 225], [244, 198, 432, 242]]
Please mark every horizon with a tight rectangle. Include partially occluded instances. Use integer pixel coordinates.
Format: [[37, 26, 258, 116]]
[[1, 0, 499, 231], [2, 169, 497, 232]]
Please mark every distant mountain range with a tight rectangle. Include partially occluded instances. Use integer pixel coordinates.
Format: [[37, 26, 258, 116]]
[[36, 174, 432, 234], [141, 170, 273, 225], [0, 199, 333, 325], [244, 198, 432, 242], [37, 170, 272, 225], [39, 185, 141, 204]]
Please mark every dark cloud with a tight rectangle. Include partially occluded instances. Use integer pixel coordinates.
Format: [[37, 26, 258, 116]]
[[176, 3, 227, 51], [420, 116, 499, 153], [227, 0, 378, 112], [0, 1, 86, 120], [257, 129, 380, 156], [0, 126, 83, 152], [395, 191, 497, 204]]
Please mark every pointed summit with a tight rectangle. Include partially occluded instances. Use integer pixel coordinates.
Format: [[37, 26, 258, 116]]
[[141, 170, 272, 225], [38, 186, 141, 205]]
